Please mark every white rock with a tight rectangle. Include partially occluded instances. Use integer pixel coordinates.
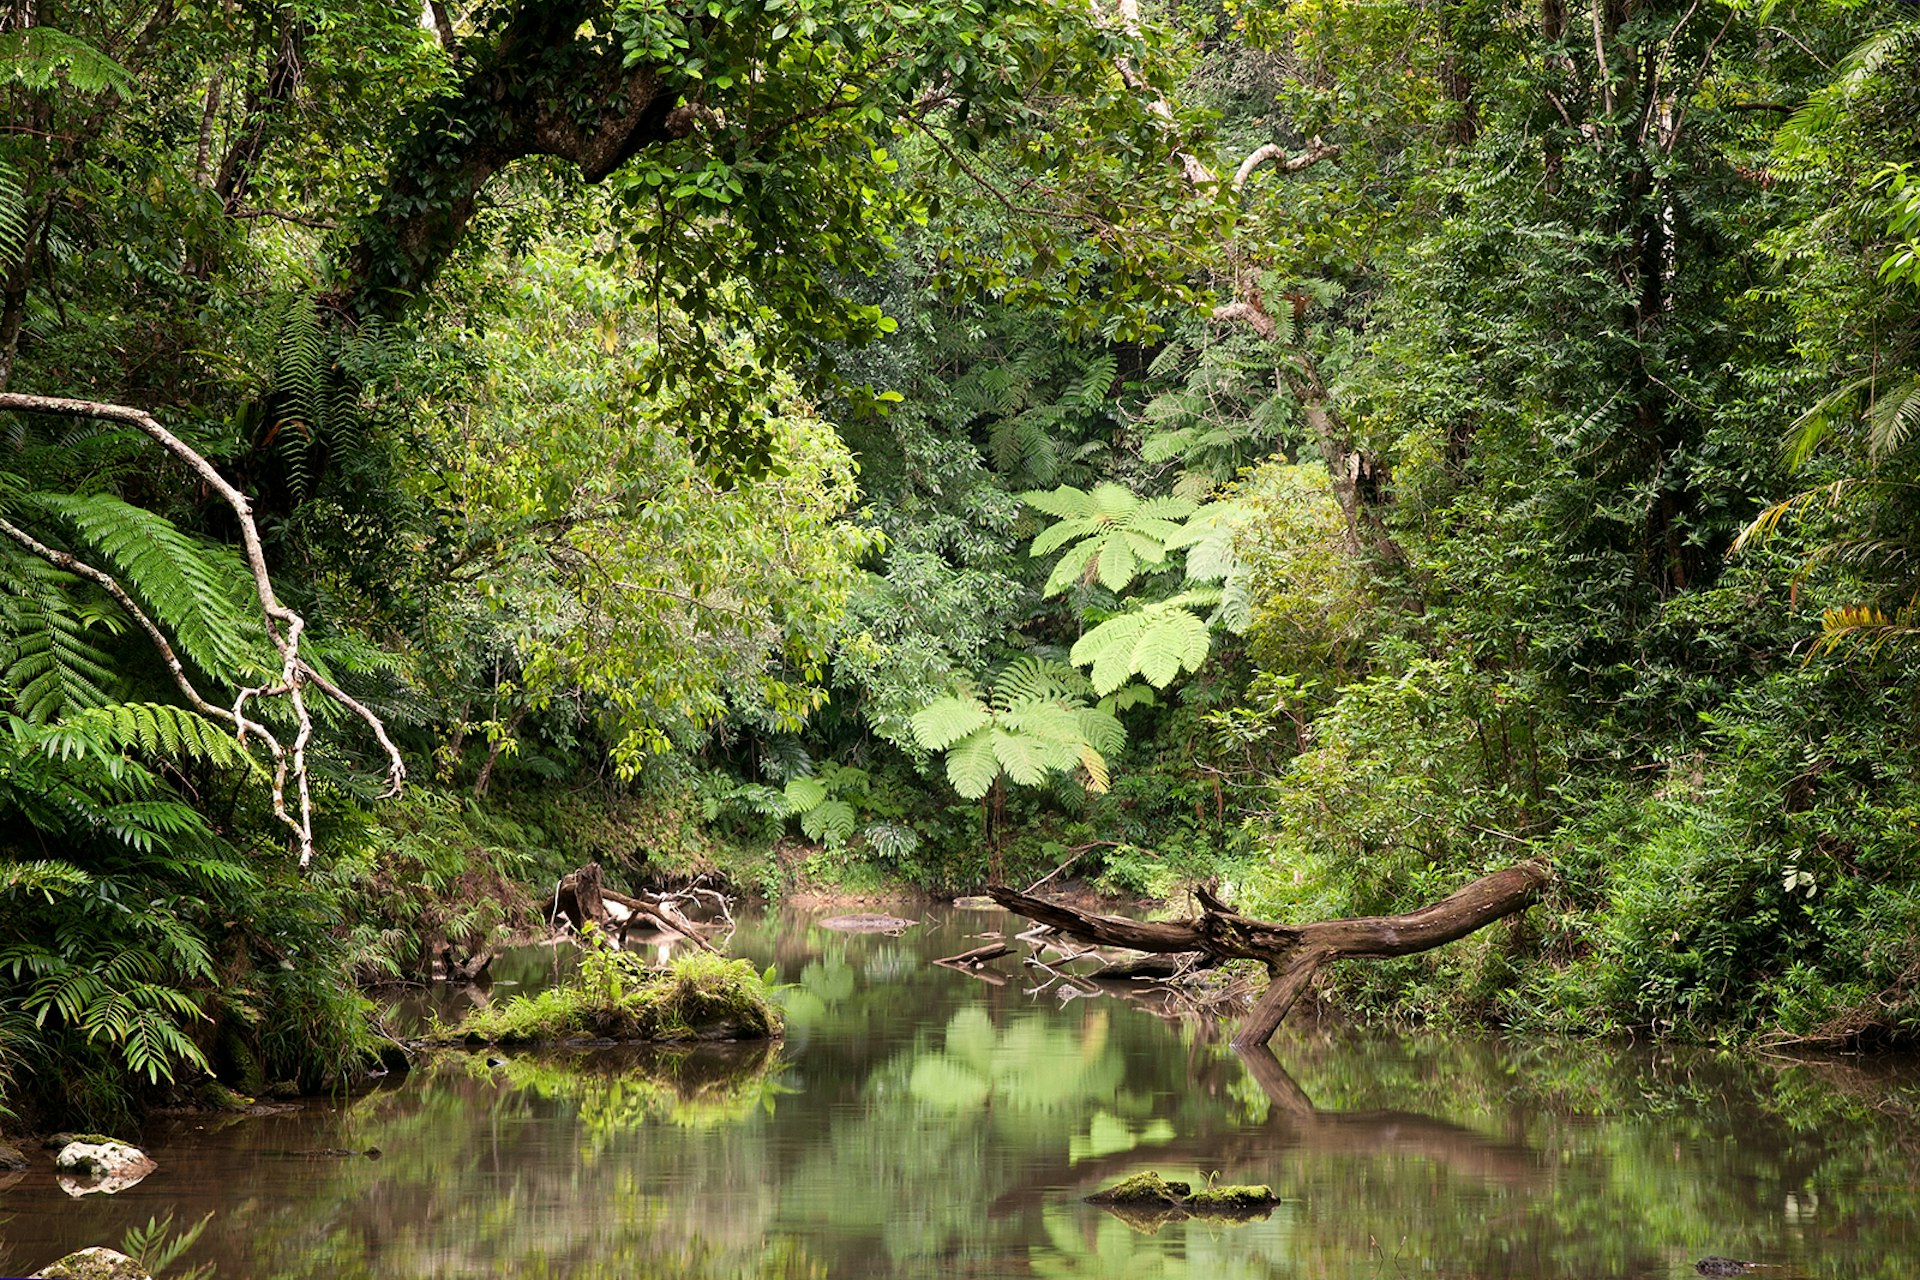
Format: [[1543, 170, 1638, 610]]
[[53, 1141, 155, 1195], [29, 1245, 154, 1278]]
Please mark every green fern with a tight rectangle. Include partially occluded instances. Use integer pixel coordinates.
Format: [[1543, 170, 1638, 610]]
[[1070, 590, 1222, 694], [1024, 483, 1197, 595], [908, 660, 1124, 799], [0, 549, 122, 722], [0, 163, 26, 267], [31, 492, 263, 681], [800, 797, 858, 844], [0, 858, 91, 901], [0, 26, 135, 96]]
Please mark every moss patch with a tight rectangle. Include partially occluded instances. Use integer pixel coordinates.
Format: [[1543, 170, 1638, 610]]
[[1188, 1183, 1278, 1212], [1085, 1172, 1279, 1228], [452, 952, 780, 1045], [1085, 1172, 1192, 1206]]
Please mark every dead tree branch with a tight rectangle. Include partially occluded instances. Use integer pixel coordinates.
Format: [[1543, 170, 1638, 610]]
[[1231, 138, 1340, 193], [0, 392, 407, 866], [989, 862, 1549, 1048]]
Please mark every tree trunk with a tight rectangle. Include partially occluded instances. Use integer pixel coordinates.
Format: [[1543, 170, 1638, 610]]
[[551, 862, 612, 937], [988, 862, 1549, 1048]]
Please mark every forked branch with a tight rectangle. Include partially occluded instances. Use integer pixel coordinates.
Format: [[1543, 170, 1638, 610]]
[[989, 862, 1549, 1048], [0, 391, 407, 866]]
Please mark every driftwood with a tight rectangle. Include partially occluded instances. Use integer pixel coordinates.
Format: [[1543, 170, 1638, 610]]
[[550, 862, 718, 954], [989, 861, 1549, 1049], [601, 885, 718, 954], [935, 941, 1012, 969]]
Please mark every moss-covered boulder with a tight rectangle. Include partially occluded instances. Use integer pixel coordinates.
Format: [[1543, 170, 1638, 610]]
[[1085, 1172, 1192, 1206], [453, 952, 781, 1045], [1085, 1171, 1280, 1228], [30, 1246, 152, 1278]]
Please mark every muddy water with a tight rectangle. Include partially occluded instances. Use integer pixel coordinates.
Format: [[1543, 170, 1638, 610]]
[[4, 904, 1920, 1279]]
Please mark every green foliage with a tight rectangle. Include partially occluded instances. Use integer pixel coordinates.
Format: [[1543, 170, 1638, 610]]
[[1024, 484, 1197, 596], [910, 657, 1123, 799], [456, 945, 781, 1044], [0, 26, 134, 96]]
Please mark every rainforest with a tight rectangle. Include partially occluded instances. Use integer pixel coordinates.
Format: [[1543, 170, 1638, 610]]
[[2, 0, 1920, 1272]]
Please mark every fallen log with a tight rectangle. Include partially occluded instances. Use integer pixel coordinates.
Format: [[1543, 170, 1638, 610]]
[[988, 861, 1549, 1049]]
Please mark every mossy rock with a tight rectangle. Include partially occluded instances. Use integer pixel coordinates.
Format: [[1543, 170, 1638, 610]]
[[1085, 1172, 1279, 1227], [31, 1246, 153, 1279], [200, 1082, 254, 1112], [454, 953, 781, 1045], [1085, 1172, 1191, 1206]]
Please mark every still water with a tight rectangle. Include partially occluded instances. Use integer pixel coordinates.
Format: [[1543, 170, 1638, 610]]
[[5, 903, 1920, 1278]]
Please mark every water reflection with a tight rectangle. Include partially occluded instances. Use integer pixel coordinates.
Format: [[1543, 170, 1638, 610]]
[[2, 905, 1919, 1278]]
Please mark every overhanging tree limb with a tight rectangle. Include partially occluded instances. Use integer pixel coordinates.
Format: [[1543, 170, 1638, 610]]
[[0, 391, 407, 867], [989, 861, 1550, 1048]]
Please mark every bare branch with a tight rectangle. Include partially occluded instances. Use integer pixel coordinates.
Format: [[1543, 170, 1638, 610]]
[[1231, 138, 1340, 193], [0, 391, 408, 866]]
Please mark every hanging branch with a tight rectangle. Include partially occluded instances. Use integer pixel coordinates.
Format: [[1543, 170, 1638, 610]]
[[0, 391, 407, 867]]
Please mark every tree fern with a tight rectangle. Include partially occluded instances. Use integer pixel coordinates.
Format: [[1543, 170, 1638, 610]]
[[909, 693, 992, 751], [1024, 483, 1197, 595], [909, 660, 1124, 799], [1071, 590, 1221, 694]]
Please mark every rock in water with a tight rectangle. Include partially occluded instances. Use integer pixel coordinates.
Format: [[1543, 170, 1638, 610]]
[[53, 1140, 156, 1196], [30, 1245, 154, 1278], [819, 914, 917, 933], [0, 1139, 29, 1170]]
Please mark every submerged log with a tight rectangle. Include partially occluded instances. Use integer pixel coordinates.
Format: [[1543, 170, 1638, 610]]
[[989, 861, 1549, 1049]]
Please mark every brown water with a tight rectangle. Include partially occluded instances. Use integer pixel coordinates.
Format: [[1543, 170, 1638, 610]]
[[4, 903, 1920, 1279]]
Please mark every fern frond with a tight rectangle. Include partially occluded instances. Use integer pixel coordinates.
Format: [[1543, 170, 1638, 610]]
[[0, 163, 26, 267], [0, 858, 91, 901], [909, 694, 991, 751], [32, 492, 262, 680], [0, 26, 134, 96], [1068, 353, 1118, 409], [1866, 378, 1920, 460], [799, 798, 857, 845], [782, 775, 828, 814], [993, 655, 1087, 705], [943, 732, 999, 798], [1070, 601, 1214, 692]]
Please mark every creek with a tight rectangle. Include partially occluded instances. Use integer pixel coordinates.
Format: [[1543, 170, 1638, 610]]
[[4, 902, 1919, 1278]]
